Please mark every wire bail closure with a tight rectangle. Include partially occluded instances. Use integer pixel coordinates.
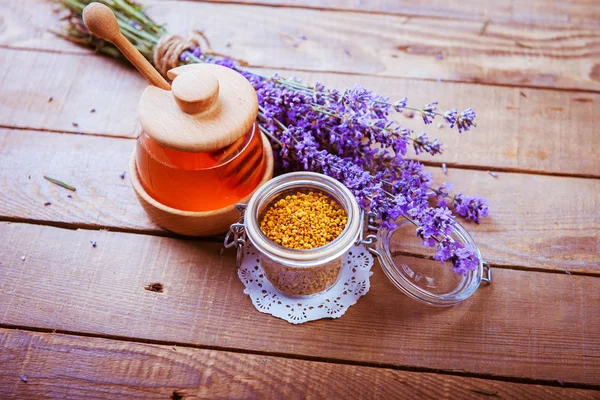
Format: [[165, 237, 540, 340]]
[[223, 203, 248, 267], [356, 211, 381, 257], [481, 262, 492, 284]]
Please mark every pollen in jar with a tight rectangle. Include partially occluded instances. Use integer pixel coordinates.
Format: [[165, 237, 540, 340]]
[[260, 191, 347, 249]]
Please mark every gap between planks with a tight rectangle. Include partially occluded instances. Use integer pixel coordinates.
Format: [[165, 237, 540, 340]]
[[1, 322, 599, 392], [0, 217, 598, 279], [4, 44, 600, 96], [0, 123, 136, 141], [3, 124, 599, 181]]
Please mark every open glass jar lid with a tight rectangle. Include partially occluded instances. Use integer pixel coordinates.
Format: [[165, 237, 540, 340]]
[[226, 172, 491, 306], [375, 218, 491, 306]]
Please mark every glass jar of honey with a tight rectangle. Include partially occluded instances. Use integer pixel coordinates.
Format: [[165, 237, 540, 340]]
[[130, 63, 274, 235], [136, 122, 266, 211]]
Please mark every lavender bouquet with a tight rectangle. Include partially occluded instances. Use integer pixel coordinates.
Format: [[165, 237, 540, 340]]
[[55, 0, 489, 275]]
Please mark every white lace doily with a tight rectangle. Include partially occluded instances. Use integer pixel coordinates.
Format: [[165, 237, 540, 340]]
[[238, 243, 374, 324]]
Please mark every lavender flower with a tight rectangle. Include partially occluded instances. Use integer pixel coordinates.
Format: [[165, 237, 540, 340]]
[[434, 239, 479, 275], [413, 132, 442, 156], [444, 108, 457, 127], [128, 20, 143, 30], [457, 108, 476, 133], [453, 193, 489, 224], [431, 182, 453, 207], [416, 207, 454, 247], [421, 101, 438, 124], [171, 51, 484, 274], [393, 97, 407, 112]]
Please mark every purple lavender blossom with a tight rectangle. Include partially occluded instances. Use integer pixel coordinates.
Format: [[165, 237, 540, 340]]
[[444, 108, 457, 127], [434, 239, 479, 275], [413, 132, 442, 156], [393, 97, 408, 112], [431, 182, 453, 208], [128, 20, 143, 30], [416, 207, 455, 247], [422, 101, 438, 124], [456, 108, 476, 133], [453, 193, 489, 224]]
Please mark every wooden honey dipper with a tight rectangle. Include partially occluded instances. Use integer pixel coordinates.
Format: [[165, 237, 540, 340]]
[[83, 3, 171, 90]]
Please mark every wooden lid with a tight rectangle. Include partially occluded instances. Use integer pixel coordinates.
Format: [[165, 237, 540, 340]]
[[138, 64, 258, 153]]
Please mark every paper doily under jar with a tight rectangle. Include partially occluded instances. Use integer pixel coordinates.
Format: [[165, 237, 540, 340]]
[[238, 243, 374, 324]]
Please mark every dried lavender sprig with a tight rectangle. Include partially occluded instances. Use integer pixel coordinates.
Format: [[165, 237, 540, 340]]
[[43, 175, 77, 191], [249, 75, 467, 132]]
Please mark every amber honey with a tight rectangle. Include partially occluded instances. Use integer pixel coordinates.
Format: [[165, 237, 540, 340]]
[[136, 123, 266, 211]]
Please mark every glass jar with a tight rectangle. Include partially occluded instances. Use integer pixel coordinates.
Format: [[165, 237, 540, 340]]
[[227, 172, 491, 304], [237, 172, 361, 297], [136, 122, 266, 212]]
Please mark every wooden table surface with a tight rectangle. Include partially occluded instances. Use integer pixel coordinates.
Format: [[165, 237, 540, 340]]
[[1, 0, 599, 398]]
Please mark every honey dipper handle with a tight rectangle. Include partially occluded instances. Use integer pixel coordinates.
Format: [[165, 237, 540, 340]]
[[82, 3, 171, 90]]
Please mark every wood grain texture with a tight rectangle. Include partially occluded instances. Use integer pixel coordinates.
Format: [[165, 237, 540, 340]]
[[0, 127, 598, 272], [0, 128, 160, 233], [198, 0, 600, 26], [0, 49, 142, 139], [0, 222, 599, 386], [2, 0, 600, 91], [2, 329, 598, 399], [1, 48, 598, 177]]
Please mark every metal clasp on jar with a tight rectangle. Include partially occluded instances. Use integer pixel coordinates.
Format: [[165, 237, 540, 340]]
[[223, 203, 248, 267], [482, 261, 492, 284], [356, 211, 381, 257]]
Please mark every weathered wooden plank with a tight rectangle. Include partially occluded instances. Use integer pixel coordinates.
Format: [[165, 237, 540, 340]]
[[0, 129, 160, 233], [1, 48, 598, 177], [1, 128, 598, 273], [1, 329, 596, 399], [0, 50, 141, 139], [0, 222, 599, 385], [2, 0, 600, 91], [199, 0, 600, 26]]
